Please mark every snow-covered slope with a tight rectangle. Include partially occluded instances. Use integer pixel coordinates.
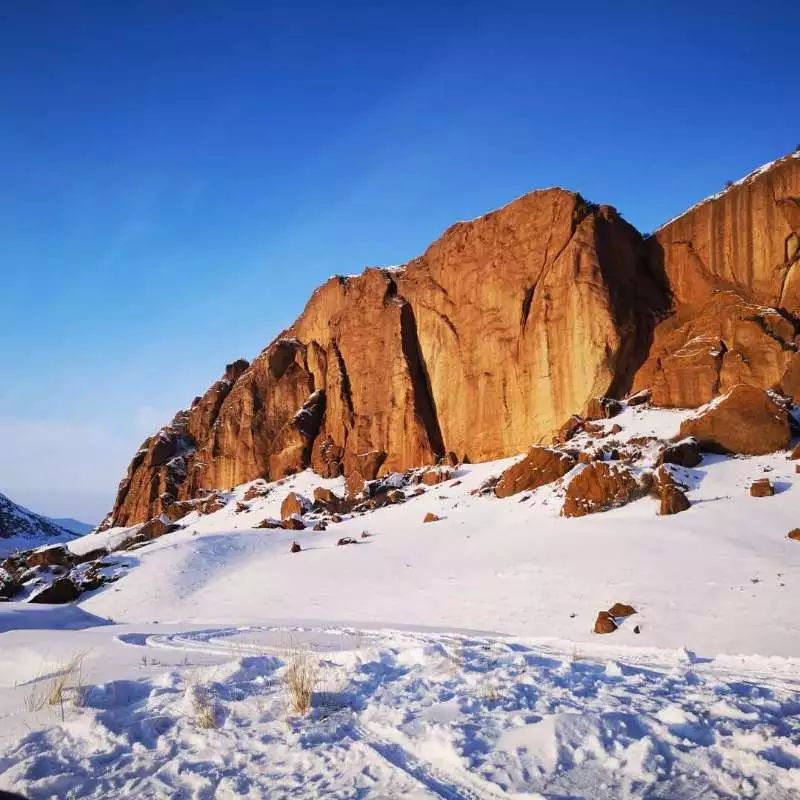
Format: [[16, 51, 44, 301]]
[[0, 492, 75, 556], [1, 402, 799, 798], [47, 517, 93, 535]]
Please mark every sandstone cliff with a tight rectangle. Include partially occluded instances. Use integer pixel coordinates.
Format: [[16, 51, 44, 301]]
[[107, 152, 800, 527], [107, 189, 668, 526]]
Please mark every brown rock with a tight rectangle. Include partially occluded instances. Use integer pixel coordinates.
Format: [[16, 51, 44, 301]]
[[138, 518, 178, 540], [313, 521, 327, 531], [562, 462, 641, 517], [750, 478, 774, 498], [165, 500, 197, 521], [495, 447, 576, 498], [423, 512, 441, 523], [594, 611, 617, 634], [659, 485, 690, 515], [290, 541, 302, 553], [636, 293, 797, 408], [337, 537, 357, 546], [313, 487, 340, 505], [280, 492, 309, 520], [200, 494, 226, 515], [586, 396, 622, 420], [28, 577, 80, 604], [557, 415, 585, 443], [678, 384, 790, 455], [25, 545, 72, 569], [255, 518, 281, 529], [607, 602, 636, 618], [625, 389, 651, 407], [657, 438, 702, 468], [242, 484, 269, 502], [789, 442, 800, 460], [420, 467, 453, 486], [444, 451, 459, 467], [386, 490, 405, 504], [281, 517, 306, 531], [788, 529, 800, 541]]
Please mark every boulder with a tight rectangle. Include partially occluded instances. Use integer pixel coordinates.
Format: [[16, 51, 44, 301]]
[[242, 483, 269, 502], [678, 384, 790, 455], [313, 487, 340, 506], [138, 518, 179, 540], [657, 438, 702, 468], [625, 389, 651, 407], [337, 537, 357, 546], [788, 529, 800, 542], [25, 545, 72, 569], [165, 500, 196, 521], [255, 518, 281, 529], [659, 485, 691, 515], [290, 541, 302, 553], [419, 467, 453, 486], [557, 415, 585, 443], [586, 396, 622, 420], [200, 494, 226, 515], [495, 447, 576, 498], [607, 602, 636, 618], [594, 611, 617, 634], [313, 521, 327, 531], [0, 569, 20, 600], [423, 512, 441, 523], [28, 577, 80, 604], [562, 462, 641, 517], [345, 470, 368, 499], [750, 478, 774, 498], [280, 492, 309, 520], [281, 517, 306, 531]]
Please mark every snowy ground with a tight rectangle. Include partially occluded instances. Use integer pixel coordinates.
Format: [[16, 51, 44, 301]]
[[1, 402, 799, 798]]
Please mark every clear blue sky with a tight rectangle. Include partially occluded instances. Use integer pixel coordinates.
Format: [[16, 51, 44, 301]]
[[0, 0, 795, 522]]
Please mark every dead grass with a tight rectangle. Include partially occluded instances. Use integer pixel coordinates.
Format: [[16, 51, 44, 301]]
[[282, 640, 318, 717], [24, 652, 87, 719], [187, 680, 218, 729]]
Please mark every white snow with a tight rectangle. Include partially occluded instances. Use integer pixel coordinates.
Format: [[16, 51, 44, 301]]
[[1, 401, 799, 798]]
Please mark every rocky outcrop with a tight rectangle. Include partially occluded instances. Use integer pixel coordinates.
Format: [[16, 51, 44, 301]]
[[561, 462, 641, 517], [109, 189, 669, 526], [633, 153, 800, 406], [678, 385, 790, 455]]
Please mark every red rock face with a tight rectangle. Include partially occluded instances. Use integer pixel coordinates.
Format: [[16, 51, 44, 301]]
[[109, 189, 668, 526]]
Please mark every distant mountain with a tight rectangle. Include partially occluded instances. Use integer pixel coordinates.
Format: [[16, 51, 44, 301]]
[[47, 517, 93, 535], [0, 491, 75, 554]]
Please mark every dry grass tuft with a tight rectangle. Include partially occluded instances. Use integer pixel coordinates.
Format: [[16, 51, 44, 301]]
[[187, 680, 218, 729], [282, 640, 318, 717], [24, 652, 87, 719]]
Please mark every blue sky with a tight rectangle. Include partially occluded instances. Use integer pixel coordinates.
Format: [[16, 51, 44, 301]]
[[0, 1, 796, 522]]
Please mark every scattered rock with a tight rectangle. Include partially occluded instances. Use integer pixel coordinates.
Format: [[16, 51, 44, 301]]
[[235, 502, 249, 513], [594, 611, 617, 634], [255, 518, 281, 529], [281, 516, 306, 531], [750, 478, 774, 498], [337, 537, 357, 546], [659, 484, 691, 515], [138, 518, 179, 540], [633, 625, 641, 634], [657, 438, 702, 468], [165, 500, 196, 521], [562, 462, 641, 517], [290, 541, 301, 553], [313, 521, 327, 531], [28, 577, 80, 604], [25, 545, 71, 569], [557, 415, 585, 443], [423, 513, 441, 523], [242, 483, 269, 502], [419, 468, 453, 486], [495, 447, 576, 498], [607, 602, 636, 618], [626, 389, 651, 407], [678, 384, 790, 455], [787, 529, 800, 542], [313, 487, 340, 505], [586, 396, 623, 420], [280, 492, 309, 520], [200, 494, 226, 515]]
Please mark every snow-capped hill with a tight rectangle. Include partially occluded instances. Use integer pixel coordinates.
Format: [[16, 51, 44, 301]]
[[0, 492, 75, 555], [46, 517, 93, 535]]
